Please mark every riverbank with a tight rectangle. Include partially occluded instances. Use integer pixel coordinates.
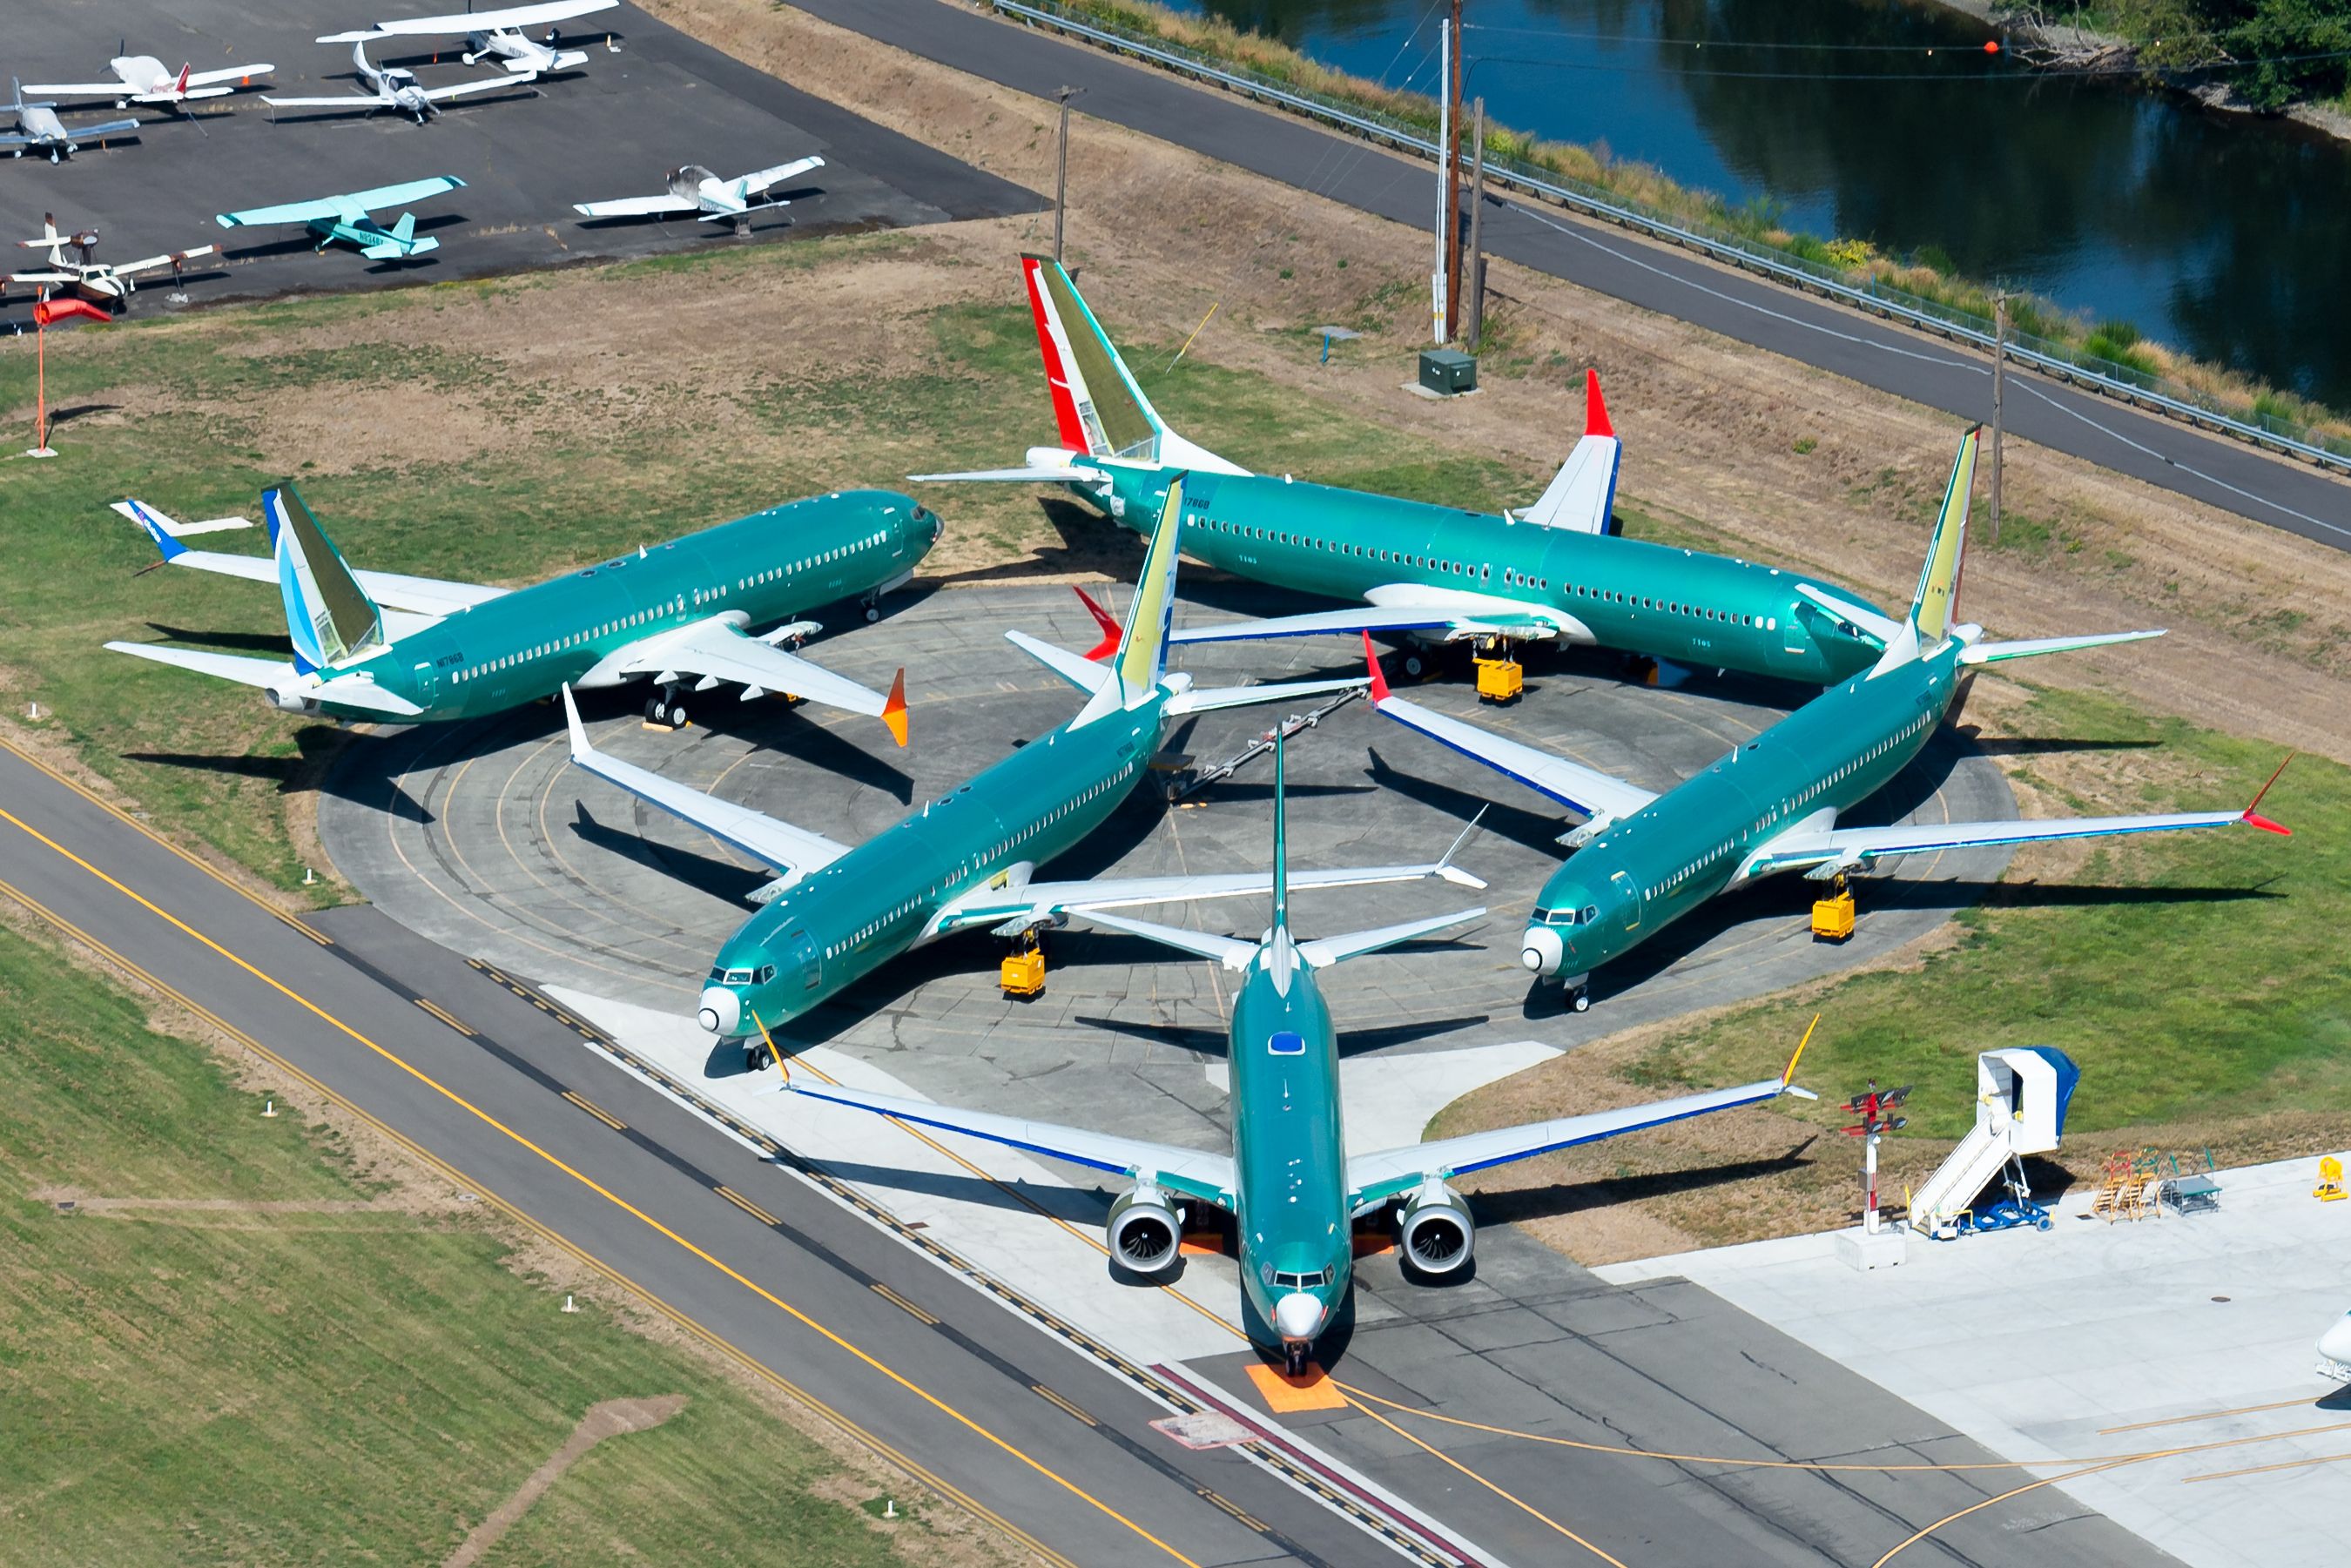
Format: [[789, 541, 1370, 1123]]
[[1039, 0, 2350, 443], [1930, 0, 2351, 141]]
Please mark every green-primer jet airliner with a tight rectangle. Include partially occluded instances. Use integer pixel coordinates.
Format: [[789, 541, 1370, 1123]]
[[108, 484, 933, 741], [1371, 427, 2296, 1009], [562, 478, 1485, 1062], [767, 734, 1817, 1373], [920, 255, 1888, 683]]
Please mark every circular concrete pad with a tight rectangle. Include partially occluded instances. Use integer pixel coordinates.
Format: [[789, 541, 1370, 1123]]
[[321, 582, 2013, 1130]]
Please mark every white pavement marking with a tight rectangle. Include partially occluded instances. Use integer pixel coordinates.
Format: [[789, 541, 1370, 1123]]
[[1595, 1153, 2351, 1568]]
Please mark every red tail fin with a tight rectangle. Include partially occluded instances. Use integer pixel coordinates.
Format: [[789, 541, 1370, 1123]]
[[174, 63, 192, 95], [1074, 583, 1122, 662]]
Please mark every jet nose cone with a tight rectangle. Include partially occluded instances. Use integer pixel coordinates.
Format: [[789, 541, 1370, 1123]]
[[1521, 924, 1564, 974], [1272, 1291, 1325, 1343], [697, 986, 741, 1038]]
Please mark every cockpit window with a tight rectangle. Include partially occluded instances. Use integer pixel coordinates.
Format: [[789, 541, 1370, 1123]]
[[723, 968, 754, 986], [1272, 1269, 1330, 1289], [1268, 1031, 1305, 1056], [707, 966, 727, 985]]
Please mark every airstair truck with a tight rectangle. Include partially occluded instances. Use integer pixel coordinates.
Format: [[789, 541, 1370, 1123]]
[[1908, 1047, 2078, 1239]]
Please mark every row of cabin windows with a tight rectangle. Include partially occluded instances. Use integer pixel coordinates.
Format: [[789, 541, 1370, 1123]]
[[1200, 516, 1502, 583], [450, 533, 886, 684], [830, 764, 1143, 959], [1649, 713, 1935, 900]]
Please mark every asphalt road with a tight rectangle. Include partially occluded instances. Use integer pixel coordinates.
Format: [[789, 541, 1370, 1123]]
[[790, 0, 2348, 555], [0, 0, 1035, 318], [0, 736, 1408, 1568]]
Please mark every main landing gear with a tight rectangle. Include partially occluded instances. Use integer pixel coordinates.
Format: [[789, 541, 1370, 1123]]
[[744, 1038, 775, 1073], [644, 684, 690, 730]]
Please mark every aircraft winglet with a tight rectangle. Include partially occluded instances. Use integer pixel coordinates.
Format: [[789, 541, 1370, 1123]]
[[1360, 630, 1391, 703], [2242, 750, 2296, 836], [881, 668, 908, 749], [1585, 367, 1612, 439], [1074, 583, 1122, 663], [1782, 1013, 1819, 1090]]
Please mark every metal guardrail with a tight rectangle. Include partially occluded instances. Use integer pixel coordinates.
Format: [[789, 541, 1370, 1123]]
[[994, 0, 2351, 476]]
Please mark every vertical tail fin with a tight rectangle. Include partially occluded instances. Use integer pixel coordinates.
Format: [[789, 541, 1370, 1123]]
[[1909, 427, 1979, 645], [266, 485, 385, 673], [390, 211, 416, 246], [1021, 253, 1164, 461], [1111, 474, 1186, 701], [1270, 729, 1290, 934]]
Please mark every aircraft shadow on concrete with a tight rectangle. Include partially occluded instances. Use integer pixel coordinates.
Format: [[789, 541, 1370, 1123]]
[[770, 1154, 1121, 1230], [1364, 747, 1563, 858], [568, 801, 768, 903], [1072, 1012, 1490, 1060], [1469, 1135, 1825, 1228], [925, 498, 1138, 588]]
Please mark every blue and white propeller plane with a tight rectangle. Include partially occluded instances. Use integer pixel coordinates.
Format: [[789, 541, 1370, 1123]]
[[216, 176, 466, 260], [264, 42, 534, 124], [3, 79, 138, 163]]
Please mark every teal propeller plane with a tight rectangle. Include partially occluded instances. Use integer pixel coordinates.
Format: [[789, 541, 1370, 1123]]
[[562, 477, 1485, 1060], [919, 255, 1890, 684], [108, 483, 933, 741], [216, 176, 469, 259], [1370, 427, 2295, 1010], [767, 733, 1817, 1374]]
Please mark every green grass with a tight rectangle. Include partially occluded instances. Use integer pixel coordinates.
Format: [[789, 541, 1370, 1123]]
[[0, 920, 949, 1566], [1620, 683, 2348, 1143]]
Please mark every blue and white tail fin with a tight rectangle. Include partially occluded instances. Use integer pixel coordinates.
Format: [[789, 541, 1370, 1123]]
[[266, 485, 385, 673], [1021, 255, 1246, 476]]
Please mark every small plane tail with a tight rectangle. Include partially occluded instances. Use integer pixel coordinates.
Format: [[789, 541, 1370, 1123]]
[[265, 485, 387, 673], [389, 210, 417, 246], [1907, 426, 1979, 647]]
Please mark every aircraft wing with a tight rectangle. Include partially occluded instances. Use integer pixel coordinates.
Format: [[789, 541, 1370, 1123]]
[[111, 500, 251, 537], [737, 154, 824, 197], [936, 830, 1486, 937], [561, 688, 852, 881], [777, 1072, 1236, 1208], [258, 93, 382, 111], [1346, 1071, 1797, 1211], [610, 616, 906, 742], [101, 643, 424, 716], [1519, 372, 1622, 535], [107, 245, 218, 278], [1170, 599, 1571, 647], [17, 80, 131, 98], [1363, 637, 1654, 825], [911, 466, 1103, 484], [323, 0, 618, 40], [182, 64, 275, 89], [60, 116, 143, 138], [1742, 805, 2285, 879], [421, 71, 537, 102], [572, 194, 697, 218]]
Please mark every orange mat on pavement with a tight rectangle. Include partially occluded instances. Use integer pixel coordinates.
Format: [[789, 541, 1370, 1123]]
[[1244, 1363, 1347, 1412]]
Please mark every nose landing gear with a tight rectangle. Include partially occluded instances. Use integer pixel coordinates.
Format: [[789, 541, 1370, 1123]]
[[1283, 1343, 1310, 1377]]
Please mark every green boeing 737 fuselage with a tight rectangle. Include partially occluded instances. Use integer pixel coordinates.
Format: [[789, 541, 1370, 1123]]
[[1083, 465, 1883, 684], [1523, 646, 1962, 982], [700, 698, 1162, 1039], [387, 493, 934, 722]]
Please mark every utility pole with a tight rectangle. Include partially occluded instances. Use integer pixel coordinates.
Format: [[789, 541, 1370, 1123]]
[[1431, 17, 1450, 345], [1443, 0, 1465, 341], [1990, 291, 2007, 546], [1464, 97, 1486, 352], [1053, 85, 1083, 264]]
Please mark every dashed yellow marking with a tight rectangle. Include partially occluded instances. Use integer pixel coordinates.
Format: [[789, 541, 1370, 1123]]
[[1195, 1490, 1264, 1531], [1032, 1383, 1095, 1426], [715, 1185, 779, 1226]]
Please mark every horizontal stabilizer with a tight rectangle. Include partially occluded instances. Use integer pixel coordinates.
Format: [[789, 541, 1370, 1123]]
[[1295, 906, 1485, 969], [1004, 629, 1112, 695], [113, 498, 251, 537], [1163, 676, 1367, 715], [1795, 582, 1903, 648], [1072, 909, 1256, 971], [1959, 629, 2165, 665], [908, 466, 1102, 484], [104, 642, 291, 689]]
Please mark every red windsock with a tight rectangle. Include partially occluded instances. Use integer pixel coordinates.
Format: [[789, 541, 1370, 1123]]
[[34, 298, 112, 327]]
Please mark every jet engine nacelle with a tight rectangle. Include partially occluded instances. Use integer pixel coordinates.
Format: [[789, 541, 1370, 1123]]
[[1398, 1179, 1473, 1275], [1107, 1183, 1182, 1275], [263, 686, 320, 717]]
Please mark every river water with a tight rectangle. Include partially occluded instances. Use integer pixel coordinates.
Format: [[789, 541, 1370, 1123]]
[[1172, 0, 2351, 410]]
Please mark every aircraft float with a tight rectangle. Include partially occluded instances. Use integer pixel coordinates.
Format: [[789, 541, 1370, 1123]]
[[769, 732, 1815, 1374], [563, 479, 1485, 1061], [920, 256, 1892, 685], [108, 485, 933, 740], [1370, 427, 2294, 1010]]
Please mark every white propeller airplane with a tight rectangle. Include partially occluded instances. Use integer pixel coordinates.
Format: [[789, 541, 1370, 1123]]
[[24, 49, 273, 111], [264, 42, 535, 124], [3, 215, 213, 309], [320, 0, 620, 75], [2, 80, 138, 164], [573, 157, 825, 231]]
